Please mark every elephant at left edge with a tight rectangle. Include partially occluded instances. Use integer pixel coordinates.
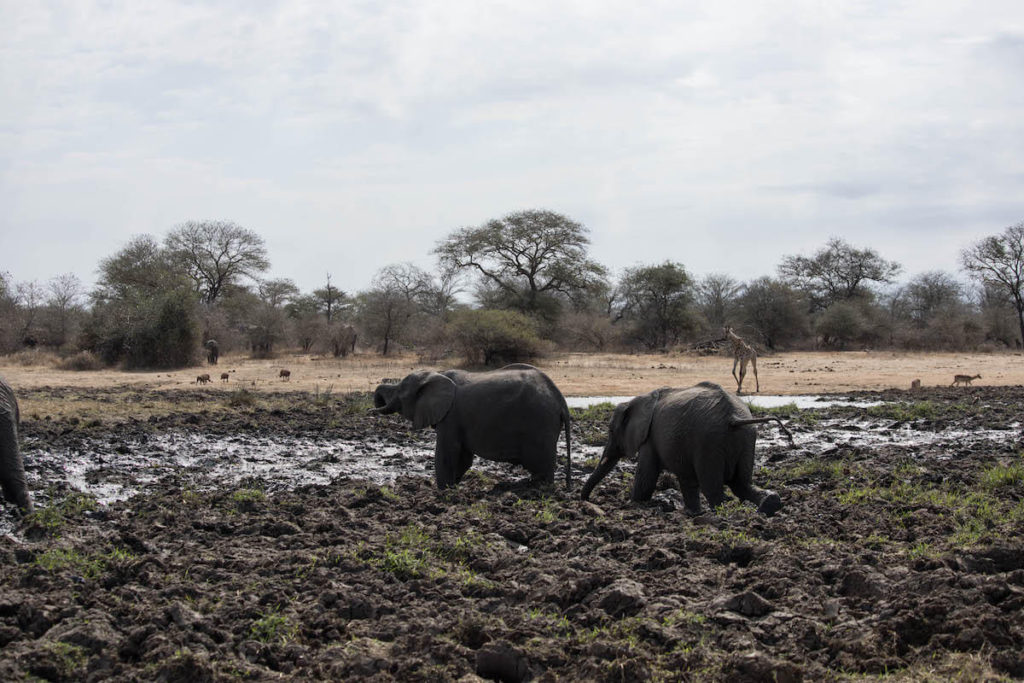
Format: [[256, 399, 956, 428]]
[[373, 364, 572, 489], [0, 376, 32, 514]]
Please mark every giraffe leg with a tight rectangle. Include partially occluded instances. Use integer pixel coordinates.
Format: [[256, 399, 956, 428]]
[[737, 357, 747, 394], [732, 356, 741, 389], [750, 354, 759, 392]]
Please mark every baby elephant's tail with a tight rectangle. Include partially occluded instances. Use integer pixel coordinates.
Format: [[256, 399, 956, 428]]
[[730, 416, 796, 447]]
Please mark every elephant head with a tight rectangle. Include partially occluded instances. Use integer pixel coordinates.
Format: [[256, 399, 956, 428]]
[[580, 391, 660, 500], [373, 371, 457, 429]]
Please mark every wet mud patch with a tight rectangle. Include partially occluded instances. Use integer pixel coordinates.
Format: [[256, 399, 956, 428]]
[[1, 385, 1023, 680]]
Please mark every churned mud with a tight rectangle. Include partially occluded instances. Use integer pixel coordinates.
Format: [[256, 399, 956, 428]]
[[1, 385, 1023, 681]]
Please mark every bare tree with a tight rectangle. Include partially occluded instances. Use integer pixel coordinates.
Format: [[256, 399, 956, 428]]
[[165, 220, 269, 304], [696, 273, 742, 330], [961, 221, 1024, 346], [47, 273, 84, 346], [15, 280, 46, 344]]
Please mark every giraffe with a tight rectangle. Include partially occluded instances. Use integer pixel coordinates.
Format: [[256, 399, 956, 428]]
[[723, 326, 759, 394]]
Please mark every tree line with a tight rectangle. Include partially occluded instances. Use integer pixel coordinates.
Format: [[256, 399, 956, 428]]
[[2, 211, 1022, 368]]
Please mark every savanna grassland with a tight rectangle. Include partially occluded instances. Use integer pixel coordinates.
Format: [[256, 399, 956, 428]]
[[0, 352, 1022, 681]]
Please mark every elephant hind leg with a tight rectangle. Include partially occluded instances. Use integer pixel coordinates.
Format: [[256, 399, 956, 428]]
[[0, 428, 31, 514], [728, 481, 781, 516]]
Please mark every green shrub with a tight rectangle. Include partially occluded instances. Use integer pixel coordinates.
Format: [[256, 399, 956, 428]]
[[451, 309, 541, 366]]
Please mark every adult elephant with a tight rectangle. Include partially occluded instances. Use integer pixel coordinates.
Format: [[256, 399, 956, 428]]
[[580, 382, 784, 516], [0, 377, 32, 514], [373, 364, 572, 488], [205, 339, 220, 365]]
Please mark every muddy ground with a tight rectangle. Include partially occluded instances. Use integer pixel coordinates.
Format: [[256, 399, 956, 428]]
[[1, 385, 1023, 681]]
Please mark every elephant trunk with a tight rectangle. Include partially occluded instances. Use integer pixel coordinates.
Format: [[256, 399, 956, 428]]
[[580, 445, 621, 501], [372, 384, 399, 413]]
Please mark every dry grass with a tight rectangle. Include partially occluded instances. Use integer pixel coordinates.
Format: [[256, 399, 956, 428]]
[[2, 348, 1023, 397]]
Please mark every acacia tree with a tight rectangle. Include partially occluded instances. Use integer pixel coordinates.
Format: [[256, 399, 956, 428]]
[[961, 221, 1024, 347], [739, 277, 808, 350], [165, 220, 269, 304], [434, 209, 607, 321], [779, 237, 901, 311], [615, 262, 697, 350], [314, 274, 348, 322]]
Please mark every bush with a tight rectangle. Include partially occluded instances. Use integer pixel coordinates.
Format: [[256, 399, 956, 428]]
[[81, 290, 201, 369], [451, 309, 541, 366], [57, 351, 104, 371], [1, 350, 59, 367]]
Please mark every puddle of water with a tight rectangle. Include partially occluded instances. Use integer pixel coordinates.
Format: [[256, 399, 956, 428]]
[[567, 394, 883, 409], [5, 417, 1019, 536]]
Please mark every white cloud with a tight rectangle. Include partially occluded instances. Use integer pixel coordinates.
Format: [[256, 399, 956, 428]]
[[1, 0, 1023, 293]]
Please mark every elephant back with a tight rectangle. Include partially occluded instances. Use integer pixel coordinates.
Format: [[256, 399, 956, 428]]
[[661, 382, 748, 422]]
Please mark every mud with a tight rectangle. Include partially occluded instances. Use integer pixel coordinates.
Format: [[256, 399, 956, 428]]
[[1, 385, 1023, 681]]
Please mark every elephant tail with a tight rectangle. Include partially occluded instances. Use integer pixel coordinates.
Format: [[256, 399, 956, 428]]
[[730, 416, 796, 447], [562, 403, 572, 488]]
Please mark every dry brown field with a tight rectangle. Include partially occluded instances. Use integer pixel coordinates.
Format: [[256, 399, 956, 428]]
[[2, 349, 1022, 396]]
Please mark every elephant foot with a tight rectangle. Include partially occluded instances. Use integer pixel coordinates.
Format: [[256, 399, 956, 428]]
[[757, 491, 782, 517]]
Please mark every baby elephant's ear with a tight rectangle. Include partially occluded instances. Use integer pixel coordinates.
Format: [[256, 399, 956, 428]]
[[414, 373, 456, 429]]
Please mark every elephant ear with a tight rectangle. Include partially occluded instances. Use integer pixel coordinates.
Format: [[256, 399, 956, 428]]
[[413, 373, 456, 429], [623, 392, 658, 453]]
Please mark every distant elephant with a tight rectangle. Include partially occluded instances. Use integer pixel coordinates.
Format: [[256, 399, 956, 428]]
[[581, 382, 783, 516], [205, 339, 220, 365], [373, 364, 572, 488], [0, 377, 32, 514], [331, 325, 358, 358]]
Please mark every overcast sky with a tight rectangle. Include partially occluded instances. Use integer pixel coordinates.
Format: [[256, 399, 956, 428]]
[[2, 1, 1023, 297]]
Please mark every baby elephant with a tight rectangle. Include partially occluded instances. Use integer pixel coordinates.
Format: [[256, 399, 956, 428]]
[[373, 364, 571, 488], [196, 373, 211, 385], [0, 377, 32, 514], [581, 382, 782, 516], [279, 369, 291, 381]]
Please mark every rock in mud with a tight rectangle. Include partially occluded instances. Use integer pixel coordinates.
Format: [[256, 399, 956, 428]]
[[729, 651, 803, 682], [475, 640, 532, 682], [594, 578, 647, 617], [725, 591, 774, 617]]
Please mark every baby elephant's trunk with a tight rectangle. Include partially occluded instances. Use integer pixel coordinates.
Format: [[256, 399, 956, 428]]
[[372, 384, 399, 413], [580, 445, 620, 500]]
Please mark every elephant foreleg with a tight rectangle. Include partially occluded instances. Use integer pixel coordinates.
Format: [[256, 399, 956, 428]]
[[433, 437, 462, 489], [630, 445, 660, 502], [454, 447, 474, 484]]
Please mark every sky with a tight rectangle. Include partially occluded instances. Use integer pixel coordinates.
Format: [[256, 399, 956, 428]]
[[2, 1, 1024, 298]]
